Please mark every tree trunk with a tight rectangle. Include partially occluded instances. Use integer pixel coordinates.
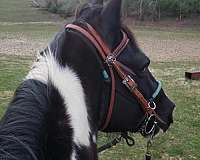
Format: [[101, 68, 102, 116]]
[[139, 0, 144, 21], [179, 2, 182, 21], [152, 0, 158, 21], [158, 1, 160, 20]]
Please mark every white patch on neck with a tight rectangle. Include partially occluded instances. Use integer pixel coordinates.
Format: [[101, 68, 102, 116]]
[[27, 48, 91, 148], [71, 150, 77, 160], [92, 135, 96, 143], [47, 54, 91, 147], [26, 52, 48, 84], [26, 48, 91, 149]]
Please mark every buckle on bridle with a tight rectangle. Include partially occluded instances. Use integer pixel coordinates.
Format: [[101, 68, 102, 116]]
[[122, 75, 137, 91]]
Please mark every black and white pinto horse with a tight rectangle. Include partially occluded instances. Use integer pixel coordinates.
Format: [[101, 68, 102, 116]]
[[0, 0, 175, 159]]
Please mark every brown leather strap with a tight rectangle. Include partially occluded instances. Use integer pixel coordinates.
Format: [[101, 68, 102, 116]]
[[66, 24, 117, 130], [101, 67, 116, 130], [85, 23, 111, 56], [65, 23, 165, 130], [112, 31, 129, 57], [113, 60, 165, 123], [66, 24, 107, 59], [83, 24, 136, 129]]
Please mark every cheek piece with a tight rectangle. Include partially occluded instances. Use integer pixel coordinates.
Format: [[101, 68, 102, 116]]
[[141, 80, 162, 160]]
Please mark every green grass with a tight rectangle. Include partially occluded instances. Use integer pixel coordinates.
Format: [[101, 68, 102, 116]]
[[0, 55, 199, 160], [0, 55, 32, 115], [0, 23, 62, 40], [0, 0, 62, 22]]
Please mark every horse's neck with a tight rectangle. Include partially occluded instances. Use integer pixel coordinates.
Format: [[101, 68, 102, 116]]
[[48, 30, 104, 129], [26, 47, 99, 159]]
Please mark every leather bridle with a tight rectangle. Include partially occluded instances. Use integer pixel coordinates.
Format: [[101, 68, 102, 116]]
[[65, 22, 165, 132]]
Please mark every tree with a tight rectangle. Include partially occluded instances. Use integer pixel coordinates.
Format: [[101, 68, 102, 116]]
[[32, 0, 200, 20], [139, 0, 144, 20]]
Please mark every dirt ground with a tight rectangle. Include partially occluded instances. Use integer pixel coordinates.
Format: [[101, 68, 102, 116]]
[[138, 36, 200, 62], [0, 33, 49, 57], [0, 22, 200, 62], [0, 0, 199, 62]]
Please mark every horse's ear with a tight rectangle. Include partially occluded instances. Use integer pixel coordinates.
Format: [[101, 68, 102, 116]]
[[101, 0, 122, 29], [90, 0, 103, 5]]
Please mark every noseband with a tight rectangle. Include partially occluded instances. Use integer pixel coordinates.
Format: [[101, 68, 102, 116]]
[[65, 22, 165, 132]]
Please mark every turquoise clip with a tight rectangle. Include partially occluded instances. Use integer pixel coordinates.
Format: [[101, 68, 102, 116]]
[[152, 80, 162, 99], [102, 70, 109, 80]]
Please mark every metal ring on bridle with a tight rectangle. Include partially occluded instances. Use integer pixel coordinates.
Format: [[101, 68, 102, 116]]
[[105, 54, 116, 65], [145, 115, 157, 134], [148, 101, 156, 110]]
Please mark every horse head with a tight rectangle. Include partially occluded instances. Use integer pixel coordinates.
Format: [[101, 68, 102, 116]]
[[71, 0, 175, 136]]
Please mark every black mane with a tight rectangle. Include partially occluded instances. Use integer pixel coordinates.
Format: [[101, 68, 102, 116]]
[[0, 78, 74, 160], [0, 80, 48, 160]]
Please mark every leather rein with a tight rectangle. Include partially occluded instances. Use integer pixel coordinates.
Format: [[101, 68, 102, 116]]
[[65, 22, 165, 131]]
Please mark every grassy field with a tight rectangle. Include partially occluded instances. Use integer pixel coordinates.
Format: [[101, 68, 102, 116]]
[[0, 0, 63, 22], [0, 0, 65, 56], [0, 0, 200, 159], [0, 55, 200, 160]]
